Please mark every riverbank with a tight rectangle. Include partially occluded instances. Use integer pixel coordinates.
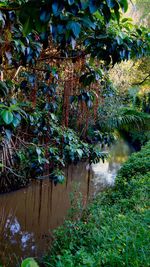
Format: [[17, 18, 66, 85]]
[[43, 141, 150, 267]]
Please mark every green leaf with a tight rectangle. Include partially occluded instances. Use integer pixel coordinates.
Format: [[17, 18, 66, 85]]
[[50, 113, 58, 121], [0, 81, 9, 96], [23, 17, 33, 36], [57, 175, 65, 184], [114, 7, 120, 22], [77, 149, 83, 157], [94, 11, 103, 21], [80, 0, 89, 10], [0, 3, 6, 7], [12, 116, 21, 127], [102, 4, 111, 22], [106, 0, 116, 8], [68, 0, 74, 5], [118, 0, 128, 12], [5, 129, 12, 141], [121, 18, 133, 23], [52, 2, 59, 16], [38, 156, 42, 164], [67, 21, 81, 37], [89, 2, 98, 13], [21, 258, 39, 267], [40, 11, 50, 23], [36, 147, 42, 155], [1, 110, 14, 124], [81, 16, 96, 29]]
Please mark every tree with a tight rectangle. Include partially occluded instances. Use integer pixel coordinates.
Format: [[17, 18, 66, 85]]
[[0, 0, 149, 192]]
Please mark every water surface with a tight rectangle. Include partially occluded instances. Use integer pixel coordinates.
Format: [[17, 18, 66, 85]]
[[0, 140, 134, 266]]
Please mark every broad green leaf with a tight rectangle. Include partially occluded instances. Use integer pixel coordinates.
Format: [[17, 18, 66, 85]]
[[89, 2, 98, 13], [121, 18, 133, 23], [114, 7, 120, 22], [106, 0, 116, 8], [118, 0, 128, 12], [1, 110, 14, 124], [102, 4, 111, 23], [0, 3, 6, 7], [12, 116, 21, 127], [80, 0, 89, 10], [23, 17, 33, 36], [0, 103, 7, 108], [77, 149, 83, 157], [81, 16, 96, 29], [40, 11, 50, 23], [21, 258, 39, 267], [52, 2, 59, 16], [67, 21, 81, 37]]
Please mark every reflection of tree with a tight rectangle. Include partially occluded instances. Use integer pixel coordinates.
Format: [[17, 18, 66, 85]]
[[91, 140, 133, 194], [0, 214, 36, 266]]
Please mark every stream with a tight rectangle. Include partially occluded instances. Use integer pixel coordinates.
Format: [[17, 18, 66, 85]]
[[0, 139, 134, 266]]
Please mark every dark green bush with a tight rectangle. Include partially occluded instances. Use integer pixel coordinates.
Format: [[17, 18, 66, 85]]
[[116, 141, 150, 185]]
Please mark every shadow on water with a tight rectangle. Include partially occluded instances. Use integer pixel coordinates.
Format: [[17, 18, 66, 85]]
[[0, 139, 134, 266]]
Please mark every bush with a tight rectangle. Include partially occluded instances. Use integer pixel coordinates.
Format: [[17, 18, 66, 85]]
[[115, 141, 150, 188]]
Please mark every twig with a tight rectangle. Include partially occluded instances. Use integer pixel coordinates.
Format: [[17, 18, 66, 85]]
[[132, 74, 150, 86], [13, 66, 22, 80], [0, 165, 25, 178], [0, 70, 4, 81], [0, 6, 20, 11]]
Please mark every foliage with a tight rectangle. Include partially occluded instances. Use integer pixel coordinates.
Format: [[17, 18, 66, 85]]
[[94, 76, 150, 151], [0, 100, 26, 127], [21, 258, 39, 267], [129, 0, 150, 27], [110, 57, 150, 95], [3, 115, 106, 188], [0, 0, 150, 192], [116, 141, 150, 186], [120, 91, 150, 149], [43, 142, 150, 267], [97, 81, 150, 132], [0, 0, 149, 71]]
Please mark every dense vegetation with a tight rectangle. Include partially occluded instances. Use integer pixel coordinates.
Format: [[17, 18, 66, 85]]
[[43, 141, 150, 267], [0, 0, 150, 266], [0, 0, 150, 192]]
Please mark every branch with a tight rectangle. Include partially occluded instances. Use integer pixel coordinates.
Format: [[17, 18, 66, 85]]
[[132, 74, 150, 86], [13, 65, 22, 80], [0, 6, 20, 11], [38, 51, 86, 62], [0, 164, 25, 178]]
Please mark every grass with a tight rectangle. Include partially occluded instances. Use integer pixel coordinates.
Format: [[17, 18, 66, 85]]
[[43, 141, 150, 267]]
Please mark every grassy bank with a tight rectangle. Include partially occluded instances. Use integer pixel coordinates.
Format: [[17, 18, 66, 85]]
[[43, 142, 150, 267]]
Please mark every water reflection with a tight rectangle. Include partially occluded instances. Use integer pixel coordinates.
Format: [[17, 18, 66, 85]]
[[0, 162, 90, 266], [0, 139, 133, 266], [91, 139, 134, 194]]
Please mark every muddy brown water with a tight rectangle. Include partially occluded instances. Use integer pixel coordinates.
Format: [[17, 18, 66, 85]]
[[0, 140, 134, 266]]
